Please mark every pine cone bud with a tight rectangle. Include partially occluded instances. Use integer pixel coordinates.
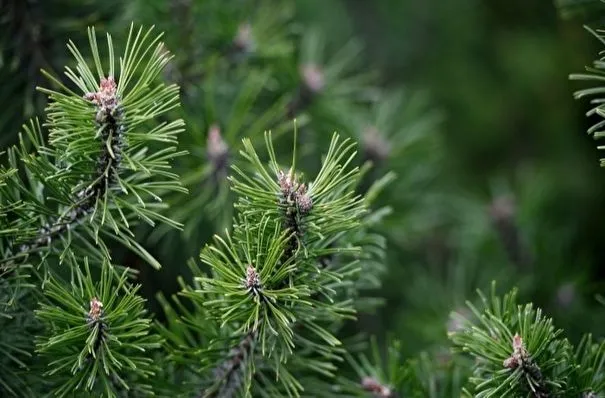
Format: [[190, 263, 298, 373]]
[[503, 356, 519, 369], [296, 192, 313, 214], [84, 76, 119, 119], [363, 126, 390, 163], [295, 184, 313, 214], [278, 169, 296, 200], [244, 265, 261, 294], [206, 124, 229, 175], [300, 64, 325, 94], [361, 376, 393, 398], [504, 333, 528, 369], [233, 23, 255, 54], [87, 297, 104, 323], [277, 170, 313, 213]]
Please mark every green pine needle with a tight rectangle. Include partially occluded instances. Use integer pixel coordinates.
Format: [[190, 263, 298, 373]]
[[35, 259, 162, 397]]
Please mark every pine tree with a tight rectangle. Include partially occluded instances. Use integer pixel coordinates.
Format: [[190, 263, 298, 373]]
[[2, 1, 605, 397]]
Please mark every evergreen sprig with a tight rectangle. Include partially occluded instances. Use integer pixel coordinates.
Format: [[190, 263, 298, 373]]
[[0, 23, 185, 272], [570, 25, 605, 167], [35, 259, 161, 397], [450, 283, 573, 397], [165, 131, 377, 397], [0, 24, 186, 397], [341, 282, 605, 398]]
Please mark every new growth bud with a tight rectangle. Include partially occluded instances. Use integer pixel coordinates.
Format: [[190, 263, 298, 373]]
[[301, 64, 325, 94], [361, 376, 394, 398], [84, 76, 124, 173], [277, 169, 313, 214], [233, 23, 255, 54], [503, 333, 528, 369], [244, 265, 261, 295], [87, 297, 104, 323], [84, 76, 120, 124], [206, 124, 229, 178], [277, 169, 313, 263], [502, 333, 550, 396], [295, 184, 313, 215], [363, 126, 391, 163], [278, 169, 296, 199], [287, 64, 326, 118]]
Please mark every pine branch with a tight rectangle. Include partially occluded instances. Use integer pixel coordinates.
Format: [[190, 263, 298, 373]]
[[0, 23, 189, 397], [35, 259, 162, 397], [0, 24, 186, 271], [449, 283, 572, 397], [197, 136, 318, 397], [570, 25, 605, 167], [17, 76, 123, 256], [162, 131, 372, 397], [200, 329, 257, 398]]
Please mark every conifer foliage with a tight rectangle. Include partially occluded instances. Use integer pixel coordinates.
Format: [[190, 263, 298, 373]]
[[1, 2, 605, 397], [188, 132, 374, 396], [0, 20, 390, 396], [571, 26, 605, 167], [0, 24, 185, 396]]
